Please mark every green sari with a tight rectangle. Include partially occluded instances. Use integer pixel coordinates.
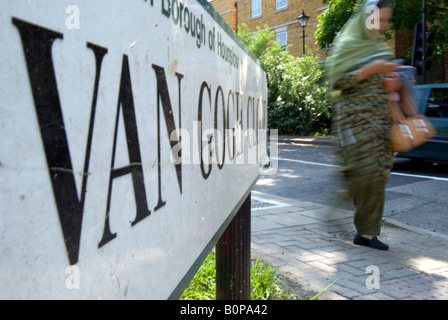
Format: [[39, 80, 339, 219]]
[[326, 0, 395, 236], [326, 0, 393, 83]]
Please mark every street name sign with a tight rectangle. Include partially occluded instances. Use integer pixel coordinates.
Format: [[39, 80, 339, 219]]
[[0, 0, 268, 299]]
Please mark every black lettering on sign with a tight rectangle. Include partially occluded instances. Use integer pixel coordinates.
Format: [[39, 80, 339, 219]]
[[98, 55, 151, 249], [152, 65, 183, 211], [12, 17, 107, 265], [198, 81, 212, 179], [12, 17, 186, 265], [214, 85, 225, 170]]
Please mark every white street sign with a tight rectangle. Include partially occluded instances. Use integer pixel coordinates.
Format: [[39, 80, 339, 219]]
[[0, 0, 268, 299]]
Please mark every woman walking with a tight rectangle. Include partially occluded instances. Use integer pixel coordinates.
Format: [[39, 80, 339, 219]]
[[327, 0, 400, 250]]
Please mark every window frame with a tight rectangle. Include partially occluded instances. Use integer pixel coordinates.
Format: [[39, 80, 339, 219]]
[[276, 0, 287, 11], [251, 0, 262, 19], [425, 88, 448, 119], [275, 30, 288, 51]]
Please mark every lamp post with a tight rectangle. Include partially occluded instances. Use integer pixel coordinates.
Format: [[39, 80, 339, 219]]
[[297, 10, 309, 55], [422, 0, 427, 84]]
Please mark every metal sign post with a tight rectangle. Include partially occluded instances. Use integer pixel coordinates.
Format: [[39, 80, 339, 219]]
[[216, 193, 251, 300]]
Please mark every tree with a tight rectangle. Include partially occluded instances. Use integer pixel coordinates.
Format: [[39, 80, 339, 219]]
[[393, 0, 448, 62], [315, 0, 359, 51], [238, 24, 332, 135], [315, 0, 448, 62]]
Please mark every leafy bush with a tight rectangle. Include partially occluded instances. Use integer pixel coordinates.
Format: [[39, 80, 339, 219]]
[[239, 24, 332, 136]]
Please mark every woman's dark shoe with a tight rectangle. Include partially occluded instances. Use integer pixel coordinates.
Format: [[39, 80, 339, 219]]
[[353, 233, 389, 250]]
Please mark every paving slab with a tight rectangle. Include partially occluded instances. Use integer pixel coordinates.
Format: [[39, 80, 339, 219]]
[[250, 192, 448, 300]]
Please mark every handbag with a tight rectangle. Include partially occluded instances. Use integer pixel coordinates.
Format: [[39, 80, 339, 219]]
[[388, 84, 436, 152]]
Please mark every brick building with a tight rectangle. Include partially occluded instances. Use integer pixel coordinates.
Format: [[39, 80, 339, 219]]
[[210, 0, 447, 83], [209, 0, 326, 58]]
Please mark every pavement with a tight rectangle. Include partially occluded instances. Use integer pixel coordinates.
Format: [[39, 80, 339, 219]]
[[249, 136, 448, 300]]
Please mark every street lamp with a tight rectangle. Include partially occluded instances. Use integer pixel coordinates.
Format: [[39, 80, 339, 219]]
[[297, 10, 309, 55]]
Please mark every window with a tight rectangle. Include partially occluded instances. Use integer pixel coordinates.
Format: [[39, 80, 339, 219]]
[[252, 0, 261, 18], [276, 31, 287, 51], [276, 0, 287, 11], [425, 88, 448, 118]]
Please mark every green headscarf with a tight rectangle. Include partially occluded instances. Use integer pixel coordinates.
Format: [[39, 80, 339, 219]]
[[326, 0, 393, 83]]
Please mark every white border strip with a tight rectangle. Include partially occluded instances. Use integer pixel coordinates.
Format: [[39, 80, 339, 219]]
[[251, 195, 292, 211], [273, 157, 448, 182]]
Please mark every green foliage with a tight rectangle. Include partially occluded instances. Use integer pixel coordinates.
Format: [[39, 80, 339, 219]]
[[180, 250, 299, 300], [238, 24, 332, 136], [316, 0, 448, 63], [180, 250, 217, 300], [315, 0, 360, 50], [250, 258, 298, 300], [392, 0, 448, 63]]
